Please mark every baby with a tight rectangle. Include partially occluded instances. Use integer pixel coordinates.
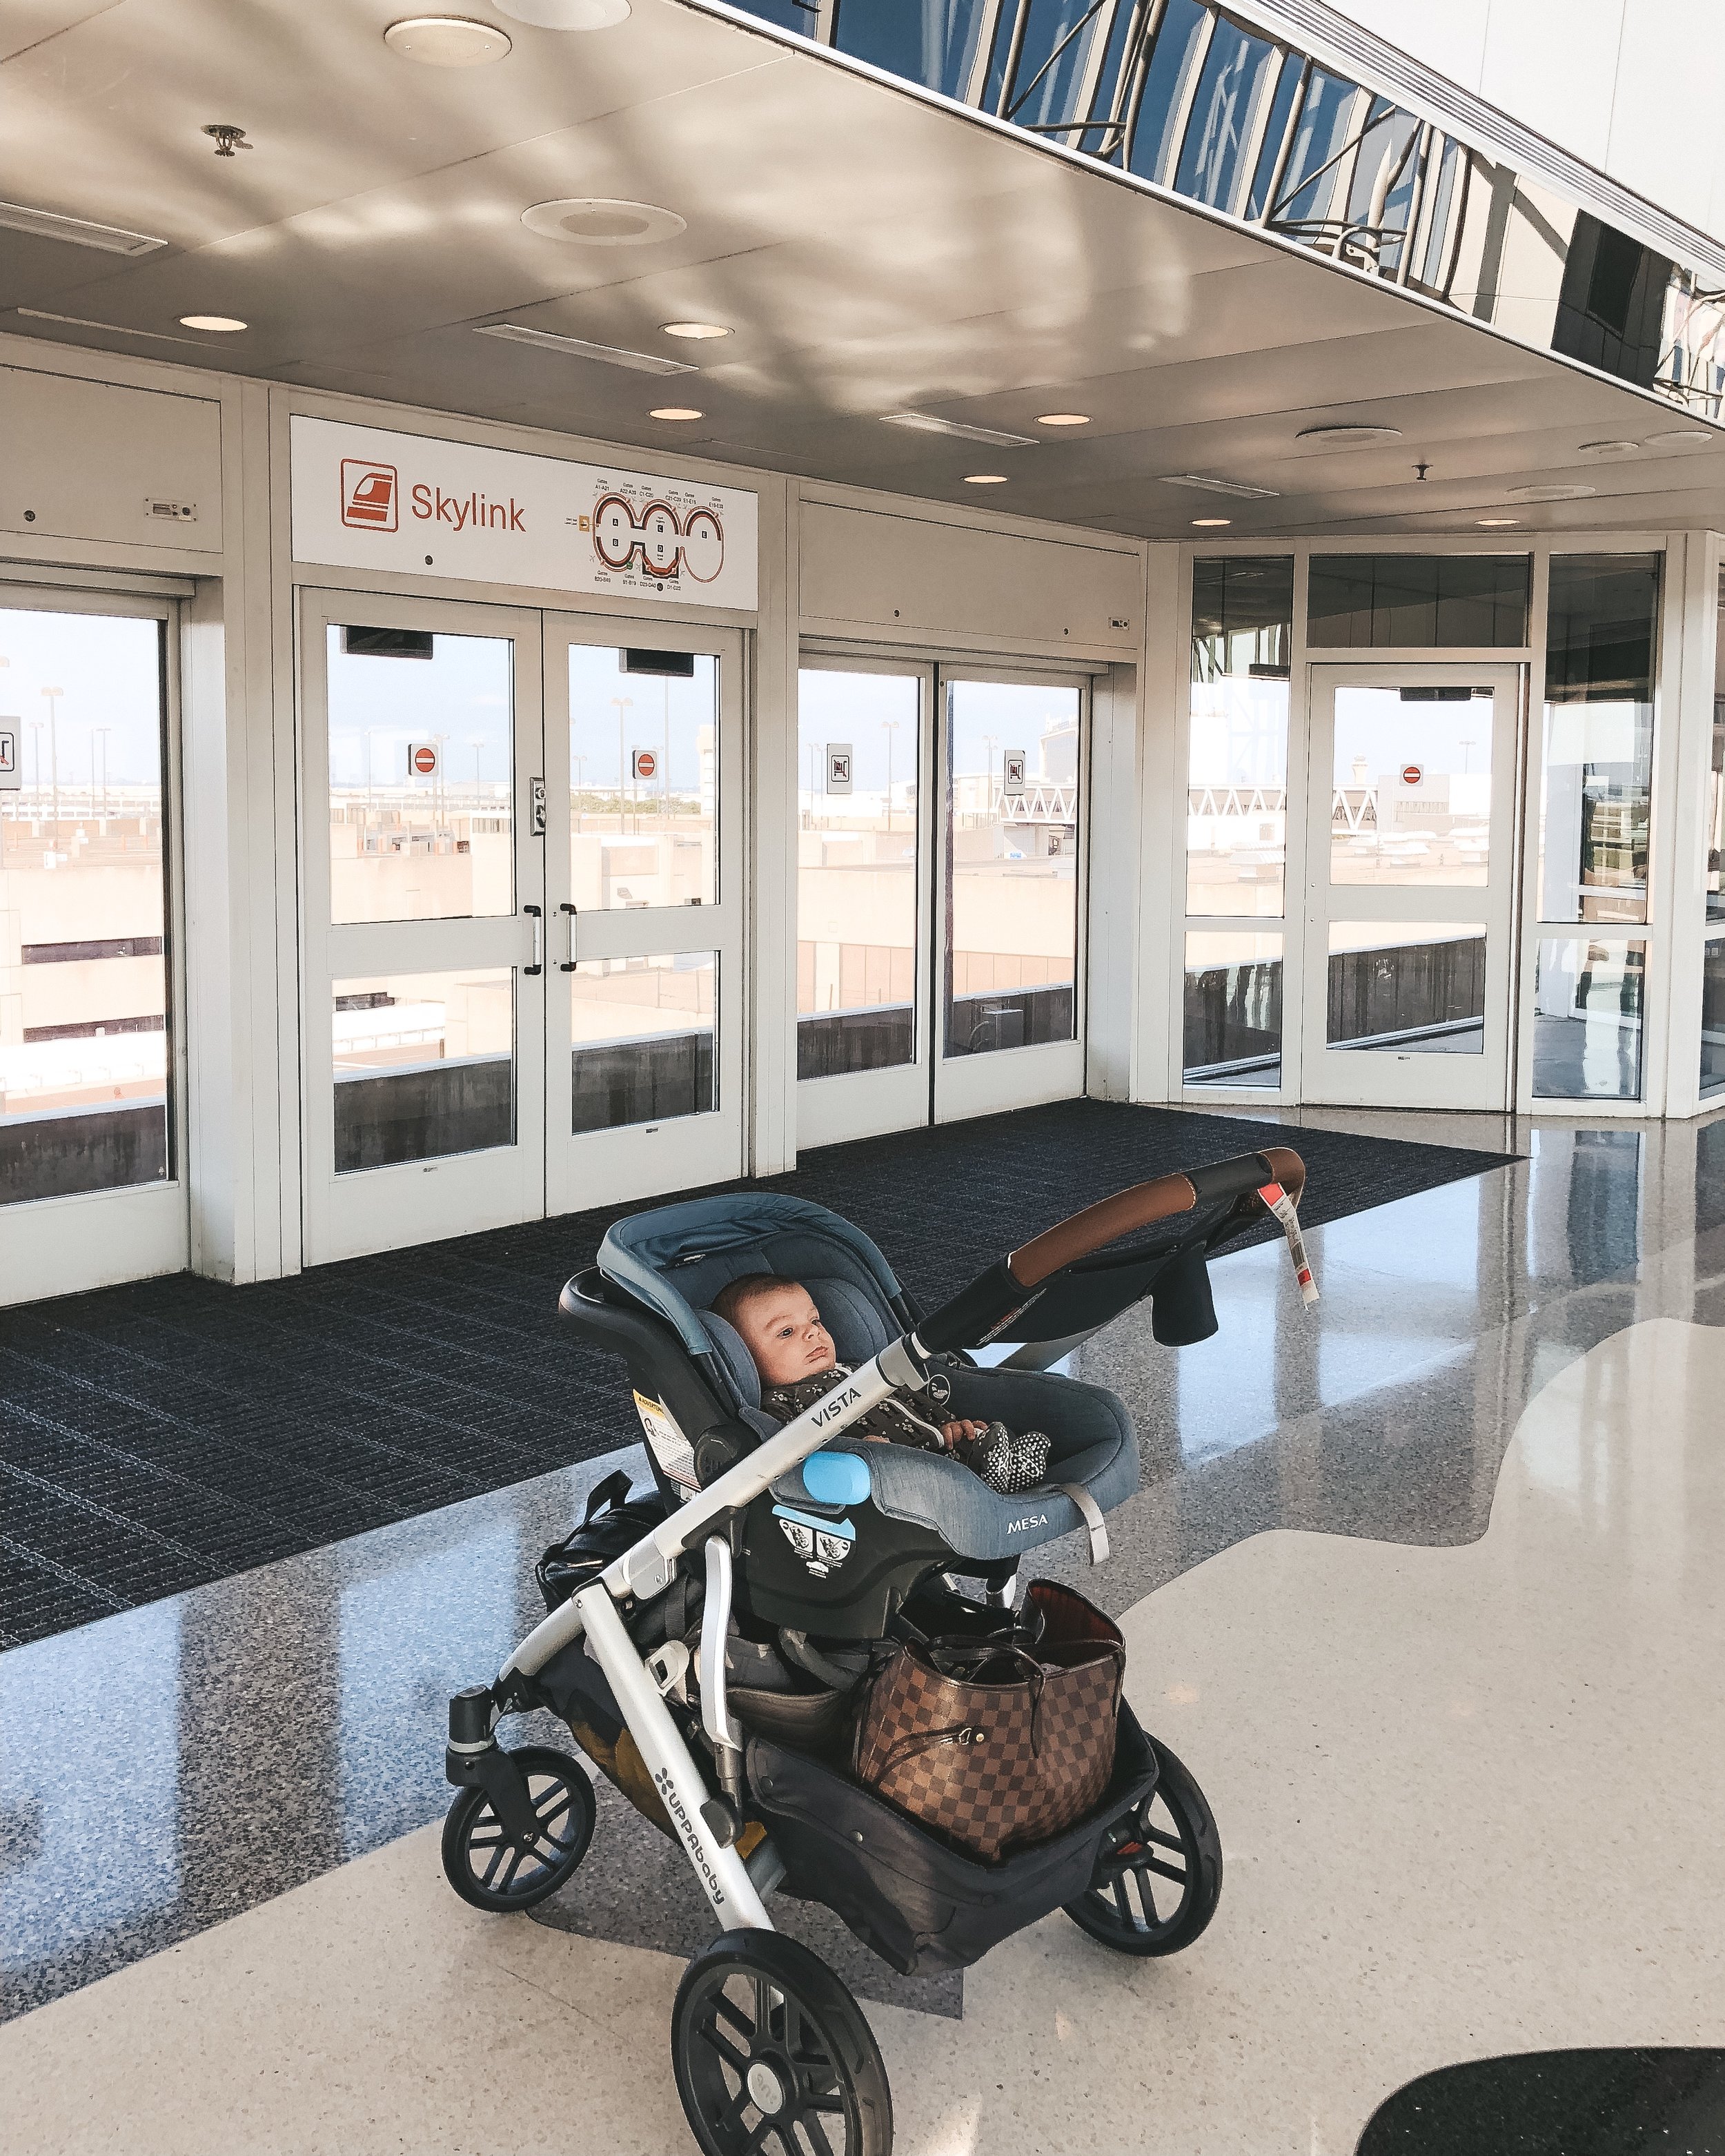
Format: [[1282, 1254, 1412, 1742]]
[[711, 1273, 1052, 1493]]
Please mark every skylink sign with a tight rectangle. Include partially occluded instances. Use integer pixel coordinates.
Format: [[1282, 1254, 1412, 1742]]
[[288, 415, 758, 611]]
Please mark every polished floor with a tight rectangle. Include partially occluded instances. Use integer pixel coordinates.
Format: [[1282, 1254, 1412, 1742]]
[[2, 1106, 1723, 2155]]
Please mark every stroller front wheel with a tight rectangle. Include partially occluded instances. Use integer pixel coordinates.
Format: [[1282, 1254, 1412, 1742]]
[[1063, 1737, 1223, 1958], [673, 1930, 893, 2156], [440, 1745, 595, 1912]]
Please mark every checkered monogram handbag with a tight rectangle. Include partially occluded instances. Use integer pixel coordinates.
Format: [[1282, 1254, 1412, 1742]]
[[851, 1580, 1126, 1862]]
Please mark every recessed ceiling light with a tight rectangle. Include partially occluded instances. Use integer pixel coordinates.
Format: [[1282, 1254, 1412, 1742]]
[[1036, 413, 1090, 427], [1163, 473, 1281, 499], [383, 16, 512, 63], [0, 199, 166, 255], [179, 315, 247, 332], [660, 321, 729, 340], [1295, 423, 1403, 447], [884, 411, 1037, 448], [1577, 438, 1638, 455], [493, 0, 628, 25], [649, 406, 703, 421], [964, 473, 1009, 484], [1192, 518, 1232, 527], [1645, 427, 1713, 445], [1506, 483, 1596, 502], [522, 198, 684, 246], [475, 322, 694, 375], [1475, 518, 1520, 527]]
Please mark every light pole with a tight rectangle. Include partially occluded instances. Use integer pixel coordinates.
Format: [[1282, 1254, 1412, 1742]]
[[41, 686, 63, 840], [882, 718, 900, 835], [573, 753, 587, 832], [610, 695, 633, 833], [95, 726, 111, 821], [661, 680, 671, 823], [468, 735, 484, 812]]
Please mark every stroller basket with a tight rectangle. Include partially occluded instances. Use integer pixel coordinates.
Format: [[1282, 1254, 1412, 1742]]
[[746, 1701, 1159, 1977]]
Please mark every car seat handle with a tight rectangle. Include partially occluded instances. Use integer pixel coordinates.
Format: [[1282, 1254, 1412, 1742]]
[[913, 1147, 1306, 1354], [1007, 1146, 1305, 1288]]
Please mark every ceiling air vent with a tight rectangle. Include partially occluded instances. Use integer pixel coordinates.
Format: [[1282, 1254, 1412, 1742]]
[[0, 202, 168, 256]]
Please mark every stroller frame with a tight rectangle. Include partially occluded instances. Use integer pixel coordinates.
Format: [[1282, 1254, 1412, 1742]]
[[443, 1146, 1310, 2154]]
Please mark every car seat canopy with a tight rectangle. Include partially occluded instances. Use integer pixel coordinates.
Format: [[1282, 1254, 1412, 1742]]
[[598, 1193, 908, 1371]]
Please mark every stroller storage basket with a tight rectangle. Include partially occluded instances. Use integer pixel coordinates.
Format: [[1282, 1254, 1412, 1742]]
[[745, 1700, 1159, 1977]]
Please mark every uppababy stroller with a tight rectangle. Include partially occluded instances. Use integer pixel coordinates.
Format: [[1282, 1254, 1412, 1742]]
[[441, 1146, 1312, 2155]]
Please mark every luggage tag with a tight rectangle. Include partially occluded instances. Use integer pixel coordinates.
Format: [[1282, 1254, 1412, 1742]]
[[1256, 1182, 1319, 1306]]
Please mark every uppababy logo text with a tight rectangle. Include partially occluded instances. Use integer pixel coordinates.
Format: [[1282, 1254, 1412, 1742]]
[[652, 1766, 725, 1908]]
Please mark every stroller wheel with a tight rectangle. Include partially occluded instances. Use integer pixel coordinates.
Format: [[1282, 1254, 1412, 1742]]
[[440, 1745, 595, 1912], [672, 1930, 893, 2156], [1063, 1738, 1223, 1958]]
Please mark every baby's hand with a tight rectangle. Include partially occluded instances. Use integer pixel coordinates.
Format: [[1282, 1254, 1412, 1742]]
[[940, 1419, 990, 1446]]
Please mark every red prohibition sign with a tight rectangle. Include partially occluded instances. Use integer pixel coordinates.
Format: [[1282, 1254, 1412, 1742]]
[[412, 745, 437, 775], [635, 749, 658, 780], [1401, 763, 1423, 785]]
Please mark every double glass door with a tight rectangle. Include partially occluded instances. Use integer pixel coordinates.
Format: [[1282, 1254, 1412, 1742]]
[[300, 592, 742, 1264], [796, 658, 1088, 1148], [1300, 662, 1521, 1110]]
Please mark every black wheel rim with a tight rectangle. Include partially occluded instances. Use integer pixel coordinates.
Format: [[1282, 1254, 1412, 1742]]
[[680, 1961, 860, 2156], [1083, 1783, 1199, 1944], [460, 1768, 586, 1903]]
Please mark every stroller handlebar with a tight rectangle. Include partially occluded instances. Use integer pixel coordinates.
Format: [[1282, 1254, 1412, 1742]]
[[914, 1146, 1306, 1355]]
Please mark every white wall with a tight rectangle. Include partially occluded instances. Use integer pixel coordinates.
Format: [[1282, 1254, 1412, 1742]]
[[1326, 0, 1725, 244]]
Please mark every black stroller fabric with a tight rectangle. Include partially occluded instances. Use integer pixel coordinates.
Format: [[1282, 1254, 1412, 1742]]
[[536, 1472, 669, 1612], [746, 1702, 1160, 1976]]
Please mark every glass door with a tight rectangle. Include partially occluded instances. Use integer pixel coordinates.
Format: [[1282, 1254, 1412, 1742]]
[[934, 673, 1087, 1124], [300, 591, 546, 1264], [795, 661, 934, 1150], [1300, 662, 1521, 1110], [0, 587, 188, 1303], [794, 661, 1090, 1143], [543, 618, 745, 1213]]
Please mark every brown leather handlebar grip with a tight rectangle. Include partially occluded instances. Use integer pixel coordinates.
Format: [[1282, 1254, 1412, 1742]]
[[1006, 1146, 1308, 1289]]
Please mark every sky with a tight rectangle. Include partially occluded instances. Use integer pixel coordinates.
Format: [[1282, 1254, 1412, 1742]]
[[0, 609, 164, 790]]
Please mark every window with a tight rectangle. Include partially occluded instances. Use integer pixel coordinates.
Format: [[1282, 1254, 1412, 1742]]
[[1, 605, 174, 1206], [832, 0, 983, 100], [1307, 556, 1530, 648], [1183, 930, 1282, 1087], [1539, 554, 1659, 925], [1187, 558, 1292, 917], [1532, 938, 1645, 1099], [570, 952, 716, 1133]]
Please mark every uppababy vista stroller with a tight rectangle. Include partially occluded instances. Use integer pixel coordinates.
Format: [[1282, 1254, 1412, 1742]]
[[441, 1147, 1312, 2155]]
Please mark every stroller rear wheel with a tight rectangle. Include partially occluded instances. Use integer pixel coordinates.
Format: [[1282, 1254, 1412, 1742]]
[[1063, 1738, 1222, 1958], [440, 1745, 595, 1912], [672, 1930, 893, 2156]]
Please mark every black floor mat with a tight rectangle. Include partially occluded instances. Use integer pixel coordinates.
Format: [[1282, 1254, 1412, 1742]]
[[0, 1101, 1515, 1649]]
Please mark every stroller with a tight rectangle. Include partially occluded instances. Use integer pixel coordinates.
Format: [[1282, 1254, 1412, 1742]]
[[442, 1146, 1312, 2155]]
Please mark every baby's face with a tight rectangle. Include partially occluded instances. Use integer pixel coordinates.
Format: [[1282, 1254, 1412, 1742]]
[[735, 1284, 836, 1388]]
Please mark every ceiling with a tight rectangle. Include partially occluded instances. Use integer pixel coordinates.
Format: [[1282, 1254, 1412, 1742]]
[[4, 0, 1724, 541]]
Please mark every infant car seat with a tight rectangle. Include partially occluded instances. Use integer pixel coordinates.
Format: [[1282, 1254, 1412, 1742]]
[[559, 1193, 1141, 1636]]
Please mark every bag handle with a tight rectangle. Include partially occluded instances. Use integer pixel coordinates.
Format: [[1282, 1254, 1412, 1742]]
[[582, 1468, 634, 1526]]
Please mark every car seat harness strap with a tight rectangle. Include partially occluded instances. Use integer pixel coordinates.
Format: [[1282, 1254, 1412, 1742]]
[[1058, 1480, 1110, 1565]]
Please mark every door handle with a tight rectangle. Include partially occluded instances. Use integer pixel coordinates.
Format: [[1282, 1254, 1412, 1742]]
[[522, 903, 542, 976], [559, 901, 578, 973]]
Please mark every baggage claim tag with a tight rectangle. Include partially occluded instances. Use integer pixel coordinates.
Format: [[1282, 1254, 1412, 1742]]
[[1256, 1182, 1320, 1306]]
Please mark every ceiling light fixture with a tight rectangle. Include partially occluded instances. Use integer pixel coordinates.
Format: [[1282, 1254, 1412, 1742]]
[[179, 314, 247, 332], [963, 474, 1009, 485], [0, 199, 166, 256], [649, 406, 703, 421], [475, 322, 694, 375], [1577, 438, 1638, 455], [493, 0, 629, 23], [1036, 412, 1090, 427], [1192, 518, 1232, 527], [1163, 473, 1281, 499], [522, 198, 684, 246], [1295, 423, 1403, 447], [884, 411, 1037, 448], [384, 15, 513, 63], [1506, 483, 1596, 502], [1475, 517, 1520, 528], [661, 321, 729, 340], [1645, 427, 1713, 445]]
